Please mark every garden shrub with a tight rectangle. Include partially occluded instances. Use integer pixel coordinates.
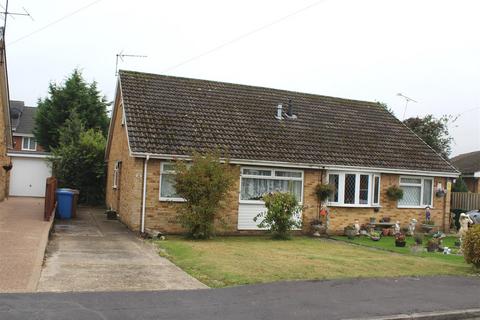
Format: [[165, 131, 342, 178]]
[[254, 192, 302, 240], [174, 151, 235, 239], [462, 224, 480, 268]]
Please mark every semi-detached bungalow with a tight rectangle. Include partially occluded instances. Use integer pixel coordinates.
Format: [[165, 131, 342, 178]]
[[105, 70, 459, 235]]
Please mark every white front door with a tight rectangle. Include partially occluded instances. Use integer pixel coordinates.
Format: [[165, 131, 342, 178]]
[[9, 157, 52, 197]]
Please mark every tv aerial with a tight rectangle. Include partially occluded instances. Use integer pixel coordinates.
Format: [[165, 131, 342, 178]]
[[397, 93, 418, 120], [1, 0, 34, 36], [115, 51, 147, 75]]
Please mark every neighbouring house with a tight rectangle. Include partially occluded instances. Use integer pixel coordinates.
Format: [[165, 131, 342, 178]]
[[105, 70, 459, 235], [450, 151, 480, 193], [7, 101, 51, 197], [0, 28, 13, 201]]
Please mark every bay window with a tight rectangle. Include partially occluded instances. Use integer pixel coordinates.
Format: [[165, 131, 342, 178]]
[[327, 172, 381, 207], [240, 167, 303, 203], [398, 176, 433, 207]]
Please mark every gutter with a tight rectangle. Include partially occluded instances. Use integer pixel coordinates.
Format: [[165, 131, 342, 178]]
[[140, 154, 150, 234], [130, 151, 460, 178]]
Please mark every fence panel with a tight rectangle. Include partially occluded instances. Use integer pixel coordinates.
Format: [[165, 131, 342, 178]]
[[44, 177, 57, 221], [451, 192, 480, 211]]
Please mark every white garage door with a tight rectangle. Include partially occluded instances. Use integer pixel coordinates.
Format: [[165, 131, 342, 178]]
[[9, 157, 52, 197]]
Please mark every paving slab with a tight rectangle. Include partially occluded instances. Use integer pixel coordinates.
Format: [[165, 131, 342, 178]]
[[0, 197, 52, 293], [37, 207, 206, 292]]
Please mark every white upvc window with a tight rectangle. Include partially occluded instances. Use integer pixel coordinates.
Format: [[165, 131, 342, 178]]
[[159, 162, 185, 201], [112, 161, 121, 189], [327, 172, 380, 207], [239, 167, 304, 204], [398, 176, 433, 208], [22, 137, 37, 151]]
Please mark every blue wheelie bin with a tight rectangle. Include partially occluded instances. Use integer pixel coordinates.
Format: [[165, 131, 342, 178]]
[[56, 188, 75, 219]]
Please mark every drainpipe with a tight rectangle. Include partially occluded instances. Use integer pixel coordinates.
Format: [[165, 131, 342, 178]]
[[141, 154, 150, 234]]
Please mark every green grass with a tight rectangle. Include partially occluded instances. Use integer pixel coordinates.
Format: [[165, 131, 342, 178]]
[[153, 236, 473, 288], [331, 235, 465, 264]]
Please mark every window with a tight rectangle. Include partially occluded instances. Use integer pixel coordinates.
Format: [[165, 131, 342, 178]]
[[398, 176, 433, 207], [240, 167, 303, 203], [372, 175, 381, 206], [112, 161, 121, 189], [22, 137, 37, 151], [159, 163, 184, 201], [327, 172, 380, 207]]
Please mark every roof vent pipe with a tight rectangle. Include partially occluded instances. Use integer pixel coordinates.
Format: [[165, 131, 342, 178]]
[[285, 99, 297, 119], [275, 104, 283, 120]]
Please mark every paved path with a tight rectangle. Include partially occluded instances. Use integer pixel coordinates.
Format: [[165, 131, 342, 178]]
[[1, 276, 480, 319], [37, 207, 205, 292], [0, 197, 52, 293]]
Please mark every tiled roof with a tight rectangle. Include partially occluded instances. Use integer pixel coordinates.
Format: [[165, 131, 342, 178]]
[[118, 70, 457, 174], [450, 151, 480, 174], [10, 102, 36, 135]]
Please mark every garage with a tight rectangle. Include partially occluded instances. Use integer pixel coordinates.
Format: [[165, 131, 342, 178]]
[[9, 156, 52, 197]]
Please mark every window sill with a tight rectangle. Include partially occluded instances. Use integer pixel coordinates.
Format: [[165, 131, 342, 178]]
[[397, 205, 434, 209], [327, 203, 381, 208], [159, 197, 186, 202]]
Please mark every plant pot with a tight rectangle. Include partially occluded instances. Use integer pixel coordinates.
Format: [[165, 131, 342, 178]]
[[345, 229, 356, 239], [371, 236, 381, 241], [369, 217, 376, 224], [395, 241, 406, 247], [382, 217, 391, 223], [106, 210, 117, 220], [422, 224, 434, 233], [311, 224, 322, 237]]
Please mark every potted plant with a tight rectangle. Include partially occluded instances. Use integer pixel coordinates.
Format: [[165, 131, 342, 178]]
[[370, 230, 381, 241], [395, 233, 406, 247], [369, 216, 376, 224], [315, 184, 334, 202], [426, 238, 439, 252], [344, 225, 357, 239], [381, 228, 391, 236], [310, 219, 324, 237], [386, 185, 404, 201], [105, 209, 117, 220], [380, 216, 391, 223]]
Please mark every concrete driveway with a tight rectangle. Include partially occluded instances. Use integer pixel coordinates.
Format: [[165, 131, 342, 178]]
[[37, 207, 206, 292], [0, 197, 52, 293]]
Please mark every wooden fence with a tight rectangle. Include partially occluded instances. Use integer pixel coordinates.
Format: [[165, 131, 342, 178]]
[[44, 177, 57, 221], [451, 192, 480, 211]]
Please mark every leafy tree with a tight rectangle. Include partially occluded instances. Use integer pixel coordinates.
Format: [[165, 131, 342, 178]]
[[377, 102, 395, 116], [403, 115, 453, 158], [452, 177, 469, 193], [254, 192, 302, 240], [174, 151, 235, 239], [50, 127, 106, 205], [34, 69, 109, 151]]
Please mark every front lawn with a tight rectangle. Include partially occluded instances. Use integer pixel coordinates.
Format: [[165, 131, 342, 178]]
[[154, 236, 472, 288]]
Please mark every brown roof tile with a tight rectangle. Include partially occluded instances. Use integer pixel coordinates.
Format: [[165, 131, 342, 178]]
[[119, 70, 457, 174]]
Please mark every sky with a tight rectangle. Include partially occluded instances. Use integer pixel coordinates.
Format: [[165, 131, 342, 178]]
[[4, 0, 479, 157]]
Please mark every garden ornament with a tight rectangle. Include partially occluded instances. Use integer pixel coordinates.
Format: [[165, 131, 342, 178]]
[[354, 220, 360, 235], [408, 219, 417, 235], [459, 213, 473, 240], [425, 206, 431, 222], [394, 221, 400, 234], [442, 247, 451, 255]]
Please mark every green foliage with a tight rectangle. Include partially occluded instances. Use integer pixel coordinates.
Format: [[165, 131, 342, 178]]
[[50, 128, 106, 205], [403, 114, 454, 158], [386, 185, 404, 201], [174, 152, 235, 239], [254, 192, 302, 240], [315, 183, 334, 202], [462, 224, 480, 268], [452, 177, 469, 192], [377, 101, 395, 116], [34, 69, 109, 151]]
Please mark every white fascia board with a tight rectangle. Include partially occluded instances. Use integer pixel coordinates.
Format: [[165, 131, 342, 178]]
[[130, 152, 460, 178], [7, 152, 50, 159], [13, 133, 34, 137], [474, 171, 480, 178]]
